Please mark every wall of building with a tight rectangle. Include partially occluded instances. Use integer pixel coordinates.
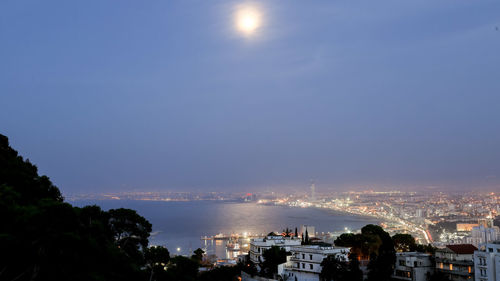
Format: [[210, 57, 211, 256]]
[[474, 243, 500, 281], [283, 271, 319, 281]]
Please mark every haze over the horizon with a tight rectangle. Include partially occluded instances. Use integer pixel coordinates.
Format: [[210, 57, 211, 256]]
[[1, 0, 500, 194]]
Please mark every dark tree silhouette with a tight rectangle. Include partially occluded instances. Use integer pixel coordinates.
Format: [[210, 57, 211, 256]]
[[145, 246, 170, 281], [0, 134, 151, 281], [242, 259, 258, 277], [320, 254, 348, 281], [320, 253, 363, 281], [392, 233, 416, 252], [192, 248, 205, 263], [108, 208, 153, 263], [260, 246, 287, 278], [199, 265, 242, 281], [363, 225, 396, 281], [347, 253, 363, 281], [165, 256, 200, 281]]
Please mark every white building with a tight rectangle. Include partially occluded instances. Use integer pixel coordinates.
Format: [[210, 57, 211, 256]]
[[279, 245, 350, 281], [467, 226, 500, 247], [415, 209, 424, 218], [392, 252, 434, 281], [474, 242, 500, 281], [435, 244, 476, 281], [249, 235, 301, 265]]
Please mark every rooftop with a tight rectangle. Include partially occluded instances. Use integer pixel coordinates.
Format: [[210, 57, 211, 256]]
[[444, 244, 478, 255], [290, 245, 350, 254]]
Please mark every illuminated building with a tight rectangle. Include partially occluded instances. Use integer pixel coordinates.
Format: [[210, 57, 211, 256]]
[[279, 245, 350, 281], [474, 242, 500, 281], [249, 234, 301, 266], [393, 252, 434, 281], [435, 244, 477, 281]]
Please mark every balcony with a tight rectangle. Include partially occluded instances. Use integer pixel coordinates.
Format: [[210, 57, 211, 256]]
[[435, 258, 473, 266], [436, 268, 473, 277]]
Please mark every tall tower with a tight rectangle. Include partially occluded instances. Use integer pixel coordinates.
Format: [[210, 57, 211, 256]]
[[310, 180, 315, 201]]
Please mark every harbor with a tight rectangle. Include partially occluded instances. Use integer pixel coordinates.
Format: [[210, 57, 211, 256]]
[[200, 232, 266, 241]]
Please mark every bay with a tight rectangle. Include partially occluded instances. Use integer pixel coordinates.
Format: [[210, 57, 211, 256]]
[[71, 200, 379, 259]]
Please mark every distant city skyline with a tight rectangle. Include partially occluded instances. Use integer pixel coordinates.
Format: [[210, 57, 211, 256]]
[[1, 0, 500, 194]]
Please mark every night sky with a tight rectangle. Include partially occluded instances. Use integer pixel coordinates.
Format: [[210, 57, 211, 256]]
[[1, 0, 500, 194]]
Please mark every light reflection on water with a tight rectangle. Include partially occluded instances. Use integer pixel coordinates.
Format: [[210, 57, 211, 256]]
[[72, 200, 379, 259]]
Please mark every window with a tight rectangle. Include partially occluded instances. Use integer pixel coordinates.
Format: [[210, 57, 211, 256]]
[[309, 264, 313, 270], [449, 264, 453, 271], [310, 254, 313, 260], [480, 269, 487, 277], [468, 266, 471, 273], [399, 260, 406, 266], [302, 263, 305, 269], [302, 254, 305, 259], [488, 248, 493, 252], [414, 261, 418, 267]]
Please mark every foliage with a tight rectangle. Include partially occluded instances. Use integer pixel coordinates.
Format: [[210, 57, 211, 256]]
[[282, 227, 293, 237], [334, 232, 371, 259], [241, 259, 258, 277], [108, 208, 152, 263], [0, 134, 62, 204], [145, 246, 170, 281], [199, 265, 242, 281], [414, 243, 437, 254], [391, 233, 436, 254], [335, 224, 395, 281], [145, 245, 171, 266], [164, 256, 200, 281], [363, 225, 396, 281], [260, 246, 288, 278], [392, 233, 416, 252], [347, 253, 363, 281], [0, 134, 150, 281], [191, 248, 205, 263], [320, 253, 363, 281], [320, 254, 349, 281]]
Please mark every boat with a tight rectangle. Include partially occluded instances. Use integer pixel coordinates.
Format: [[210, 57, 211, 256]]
[[213, 233, 226, 240], [226, 241, 241, 251]]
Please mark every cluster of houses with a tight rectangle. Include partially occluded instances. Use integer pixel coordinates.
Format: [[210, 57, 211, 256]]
[[239, 228, 500, 281], [243, 234, 349, 281], [394, 242, 500, 281]]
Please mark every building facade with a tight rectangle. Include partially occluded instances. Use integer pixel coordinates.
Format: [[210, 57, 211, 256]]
[[474, 242, 500, 281], [392, 252, 434, 281], [435, 244, 477, 281], [249, 235, 301, 265], [279, 245, 349, 281], [467, 226, 500, 247]]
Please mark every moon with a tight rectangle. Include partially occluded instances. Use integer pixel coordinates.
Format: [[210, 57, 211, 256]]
[[235, 5, 262, 36]]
